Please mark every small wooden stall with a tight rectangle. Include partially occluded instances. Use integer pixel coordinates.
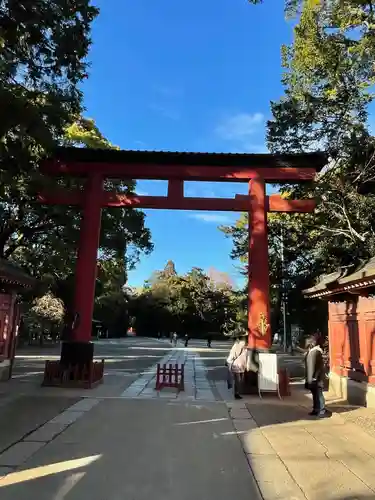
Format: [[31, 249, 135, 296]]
[[0, 259, 34, 381], [304, 258, 375, 407]]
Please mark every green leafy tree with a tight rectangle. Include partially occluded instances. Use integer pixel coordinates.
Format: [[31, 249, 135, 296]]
[[22, 292, 65, 344], [0, 3, 153, 336], [11, 118, 153, 282], [13, 116, 153, 337], [224, 0, 375, 341], [0, 1, 99, 264], [129, 264, 240, 338], [95, 291, 130, 338], [265, 1, 375, 274], [0, 3, 152, 281], [220, 211, 328, 337]]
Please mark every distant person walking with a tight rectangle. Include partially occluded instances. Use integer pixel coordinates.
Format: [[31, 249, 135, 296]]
[[207, 334, 212, 348], [184, 334, 189, 347], [304, 335, 327, 417], [172, 332, 178, 347], [226, 336, 247, 400]]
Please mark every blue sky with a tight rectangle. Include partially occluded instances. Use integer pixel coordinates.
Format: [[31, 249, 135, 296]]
[[83, 0, 293, 287]]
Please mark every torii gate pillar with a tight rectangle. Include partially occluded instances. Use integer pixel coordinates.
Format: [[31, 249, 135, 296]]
[[248, 176, 271, 350], [60, 173, 103, 367], [74, 173, 103, 342]]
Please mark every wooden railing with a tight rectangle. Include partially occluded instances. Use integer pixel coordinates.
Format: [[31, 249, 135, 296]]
[[155, 363, 184, 391]]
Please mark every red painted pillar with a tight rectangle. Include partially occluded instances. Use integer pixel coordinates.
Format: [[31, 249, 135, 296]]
[[73, 173, 103, 342], [248, 176, 271, 350]]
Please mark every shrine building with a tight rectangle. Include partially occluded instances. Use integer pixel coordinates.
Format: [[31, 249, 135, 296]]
[[304, 258, 375, 408]]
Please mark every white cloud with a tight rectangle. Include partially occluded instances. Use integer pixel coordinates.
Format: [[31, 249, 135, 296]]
[[215, 112, 267, 152], [187, 212, 233, 224]]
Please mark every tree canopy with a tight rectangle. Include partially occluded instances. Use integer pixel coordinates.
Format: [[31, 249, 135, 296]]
[[1, 1, 97, 264], [129, 261, 245, 339], [219, 0, 375, 340], [0, 2, 153, 333], [258, 0, 375, 271]]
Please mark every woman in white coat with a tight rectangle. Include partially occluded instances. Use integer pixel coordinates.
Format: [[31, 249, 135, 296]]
[[226, 336, 247, 400]]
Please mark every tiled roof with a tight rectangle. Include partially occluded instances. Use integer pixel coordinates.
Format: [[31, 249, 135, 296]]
[[303, 259, 375, 298], [48, 147, 327, 171], [339, 257, 375, 284], [302, 270, 347, 295], [0, 259, 35, 288]]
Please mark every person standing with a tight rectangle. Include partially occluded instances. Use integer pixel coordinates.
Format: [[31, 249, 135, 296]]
[[207, 334, 212, 348], [304, 336, 326, 417], [226, 336, 247, 400]]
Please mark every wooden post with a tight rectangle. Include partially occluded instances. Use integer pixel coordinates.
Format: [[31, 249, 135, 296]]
[[248, 176, 271, 350], [167, 180, 184, 200], [156, 364, 160, 390]]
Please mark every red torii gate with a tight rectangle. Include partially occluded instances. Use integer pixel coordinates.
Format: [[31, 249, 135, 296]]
[[39, 147, 325, 378]]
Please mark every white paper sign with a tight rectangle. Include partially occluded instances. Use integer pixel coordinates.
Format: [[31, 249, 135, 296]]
[[258, 352, 279, 395]]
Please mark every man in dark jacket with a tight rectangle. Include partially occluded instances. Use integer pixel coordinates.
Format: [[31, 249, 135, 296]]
[[305, 336, 326, 417]]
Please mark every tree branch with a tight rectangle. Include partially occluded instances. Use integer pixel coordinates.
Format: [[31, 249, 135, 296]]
[[319, 225, 358, 241]]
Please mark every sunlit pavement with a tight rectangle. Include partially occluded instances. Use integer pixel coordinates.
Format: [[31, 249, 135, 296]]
[[2, 338, 375, 499], [0, 398, 264, 500], [11, 337, 173, 382], [0, 337, 262, 500]]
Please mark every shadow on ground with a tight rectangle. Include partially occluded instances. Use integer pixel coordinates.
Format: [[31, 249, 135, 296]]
[[244, 388, 367, 428], [336, 497, 375, 499], [0, 395, 80, 454], [0, 399, 264, 500], [240, 397, 375, 499]]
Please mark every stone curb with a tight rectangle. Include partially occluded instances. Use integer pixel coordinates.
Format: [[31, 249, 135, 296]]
[[0, 398, 99, 480]]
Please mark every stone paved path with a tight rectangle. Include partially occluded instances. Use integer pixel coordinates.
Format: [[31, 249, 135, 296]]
[[3, 381, 375, 499], [0, 398, 261, 500], [120, 348, 216, 401], [3, 339, 375, 499], [221, 395, 375, 500]]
